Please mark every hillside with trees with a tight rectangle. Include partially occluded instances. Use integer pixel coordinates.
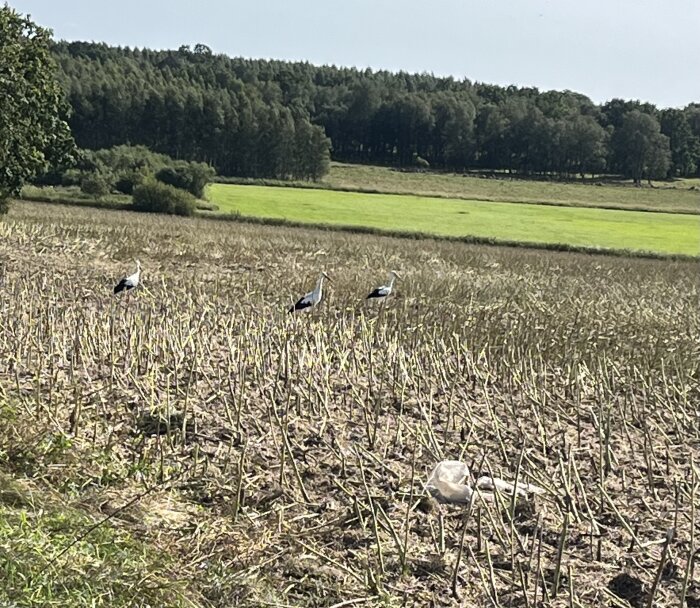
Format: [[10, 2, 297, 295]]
[[51, 41, 700, 182]]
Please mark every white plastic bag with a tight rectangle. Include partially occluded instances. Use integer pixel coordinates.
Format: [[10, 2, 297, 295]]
[[425, 460, 544, 505]]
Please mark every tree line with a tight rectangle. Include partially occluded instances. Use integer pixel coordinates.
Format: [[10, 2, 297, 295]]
[[52, 41, 700, 183], [52, 42, 330, 181]]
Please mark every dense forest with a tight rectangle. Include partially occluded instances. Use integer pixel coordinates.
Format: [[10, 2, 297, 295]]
[[52, 41, 700, 182]]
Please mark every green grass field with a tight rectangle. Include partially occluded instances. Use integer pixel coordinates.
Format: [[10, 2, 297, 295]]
[[219, 163, 700, 214], [0, 467, 192, 607], [323, 164, 700, 213], [209, 183, 700, 255]]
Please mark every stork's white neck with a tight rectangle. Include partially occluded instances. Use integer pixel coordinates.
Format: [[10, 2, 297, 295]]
[[388, 273, 397, 288], [313, 274, 325, 296]]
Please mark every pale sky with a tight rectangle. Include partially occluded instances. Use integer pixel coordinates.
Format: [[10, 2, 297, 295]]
[[9, 0, 700, 108]]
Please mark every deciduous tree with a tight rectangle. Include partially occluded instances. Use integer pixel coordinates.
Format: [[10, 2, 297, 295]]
[[612, 111, 671, 184], [660, 109, 700, 177], [0, 5, 74, 214]]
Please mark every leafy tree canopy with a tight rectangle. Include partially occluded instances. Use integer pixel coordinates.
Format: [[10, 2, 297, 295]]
[[42, 40, 700, 181], [612, 111, 671, 184], [0, 5, 74, 214]]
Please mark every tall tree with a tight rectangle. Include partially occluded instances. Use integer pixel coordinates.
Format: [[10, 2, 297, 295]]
[[343, 82, 381, 162], [660, 109, 700, 177], [293, 119, 331, 180], [611, 111, 670, 183], [562, 115, 608, 177], [431, 93, 476, 170], [0, 5, 74, 214], [474, 104, 509, 171]]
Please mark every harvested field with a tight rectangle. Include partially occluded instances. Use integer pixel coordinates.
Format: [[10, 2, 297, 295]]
[[1, 201, 699, 607]]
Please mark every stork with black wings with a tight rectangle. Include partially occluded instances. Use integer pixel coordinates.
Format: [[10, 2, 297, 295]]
[[114, 259, 141, 296], [366, 270, 401, 300], [289, 272, 331, 313]]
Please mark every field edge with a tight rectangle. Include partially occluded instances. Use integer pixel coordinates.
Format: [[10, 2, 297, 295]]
[[206, 209, 700, 261], [213, 175, 700, 215], [15, 198, 699, 261]]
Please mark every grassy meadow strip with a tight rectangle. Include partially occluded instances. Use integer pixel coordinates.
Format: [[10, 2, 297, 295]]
[[326, 164, 700, 213], [209, 212, 700, 261], [0, 469, 194, 607], [1, 201, 698, 606], [209, 183, 700, 256], [216, 164, 700, 214]]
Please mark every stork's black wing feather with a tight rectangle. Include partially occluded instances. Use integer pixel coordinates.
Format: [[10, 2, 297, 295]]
[[289, 298, 313, 313], [366, 288, 385, 299], [113, 278, 129, 294]]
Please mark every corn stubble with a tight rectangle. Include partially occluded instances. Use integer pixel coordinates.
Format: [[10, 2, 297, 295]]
[[1, 201, 699, 607]]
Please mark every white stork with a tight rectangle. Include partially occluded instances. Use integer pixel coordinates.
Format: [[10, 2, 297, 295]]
[[289, 272, 330, 313], [366, 270, 401, 300], [113, 259, 141, 295]]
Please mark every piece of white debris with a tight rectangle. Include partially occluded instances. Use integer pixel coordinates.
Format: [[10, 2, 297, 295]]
[[425, 460, 544, 505]]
